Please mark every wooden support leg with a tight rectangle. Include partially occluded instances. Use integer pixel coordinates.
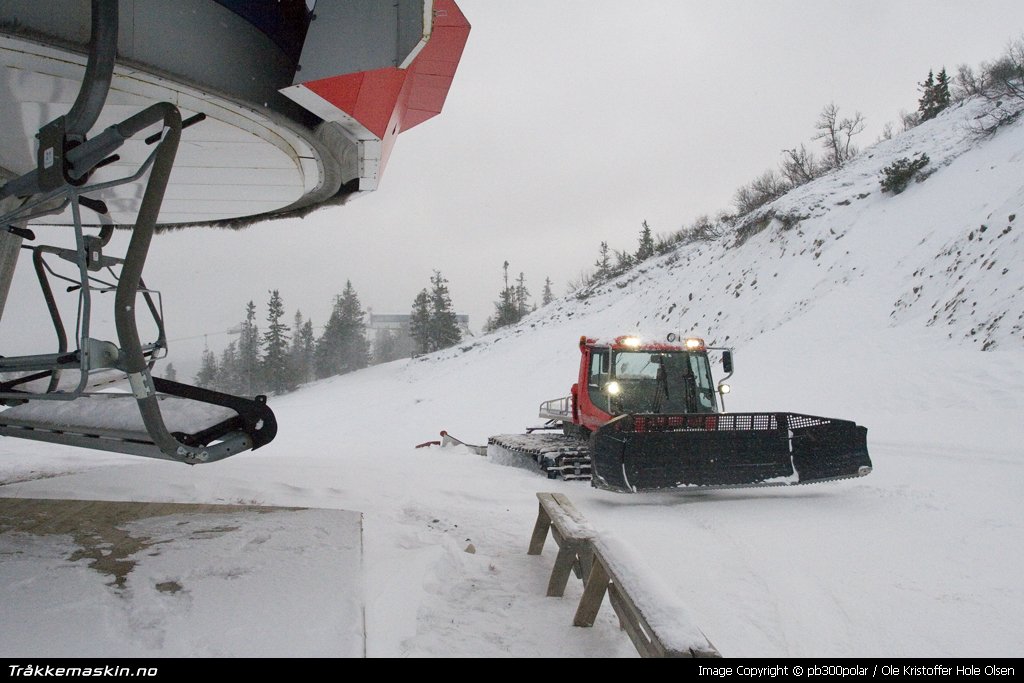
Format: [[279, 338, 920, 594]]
[[528, 501, 551, 555], [547, 540, 578, 597], [573, 556, 610, 627], [576, 543, 594, 581]]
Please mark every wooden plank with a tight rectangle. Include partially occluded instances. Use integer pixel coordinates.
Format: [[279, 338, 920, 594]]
[[550, 492, 594, 533], [588, 538, 721, 658], [541, 492, 596, 541], [610, 579, 681, 657], [608, 583, 657, 657]]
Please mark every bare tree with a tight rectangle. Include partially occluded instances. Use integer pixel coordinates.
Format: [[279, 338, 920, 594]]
[[877, 121, 895, 142], [566, 269, 594, 296], [952, 63, 985, 102], [900, 109, 920, 132], [987, 37, 1024, 101], [733, 169, 789, 215], [813, 102, 866, 170], [968, 37, 1024, 136], [687, 214, 724, 242], [780, 144, 821, 186], [751, 169, 789, 200]]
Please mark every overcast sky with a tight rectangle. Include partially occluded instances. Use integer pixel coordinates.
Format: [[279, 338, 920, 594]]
[[282, 0, 1024, 323], [9, 1, 1024, 376]]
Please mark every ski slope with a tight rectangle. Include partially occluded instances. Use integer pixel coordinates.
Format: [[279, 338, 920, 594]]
[[1, 97, 1022, 658]]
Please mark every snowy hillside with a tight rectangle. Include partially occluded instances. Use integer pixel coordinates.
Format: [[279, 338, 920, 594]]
[[2, 97, 1023, 658], [442, 96, 1024, 453], [508, 97, 1022, 353]]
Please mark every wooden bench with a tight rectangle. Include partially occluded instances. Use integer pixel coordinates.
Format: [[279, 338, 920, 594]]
[[528, 492, 597, 597], [528, 491, 721, 658]]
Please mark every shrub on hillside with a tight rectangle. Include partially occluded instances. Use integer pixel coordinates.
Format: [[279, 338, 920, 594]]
[[880, 154, 930, 195]]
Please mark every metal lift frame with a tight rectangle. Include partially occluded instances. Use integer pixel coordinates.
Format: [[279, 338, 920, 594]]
[[0, 0, 276, 464]]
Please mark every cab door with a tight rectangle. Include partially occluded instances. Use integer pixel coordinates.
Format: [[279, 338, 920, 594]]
[[577, 347, 613, 431]]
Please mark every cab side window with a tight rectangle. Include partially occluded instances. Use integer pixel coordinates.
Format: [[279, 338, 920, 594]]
[[587, 350, 609, 405]]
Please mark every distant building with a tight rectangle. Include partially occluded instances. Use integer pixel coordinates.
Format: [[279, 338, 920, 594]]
[[367, 312, 471, 361], [369, 313, 471, 331]]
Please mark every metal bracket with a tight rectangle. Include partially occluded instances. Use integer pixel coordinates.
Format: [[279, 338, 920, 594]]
[[36, 117, 67, 192]]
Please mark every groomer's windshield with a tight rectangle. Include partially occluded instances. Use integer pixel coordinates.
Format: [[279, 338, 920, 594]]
[[606, 350, 718, 414]]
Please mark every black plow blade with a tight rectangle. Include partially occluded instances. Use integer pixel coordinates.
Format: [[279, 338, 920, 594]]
[[590, 413, 871, 493]]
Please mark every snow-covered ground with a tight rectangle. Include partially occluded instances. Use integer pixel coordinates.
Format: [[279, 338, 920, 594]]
[[1, 98, 1022, 658]]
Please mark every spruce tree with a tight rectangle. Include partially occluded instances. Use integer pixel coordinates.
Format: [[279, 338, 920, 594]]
[[594, 242, 612, 281], [338, 281, 369, 372], [261, 289, 294, 394], [290, 311, 315, 385], [194, 347, 219, 389], [314, 313, 337, 378], [918, 69, 936, 121], [613, 248, 635, 275], [542, 277, 554, 306], [485, 287, 518, 332], [218, 341, 241, 394], [635, 220, 655, 261], [238, 300, 262, 395], [918, 68, 951, 122], [315, 281, 368, 377], [484, 261, 520, 332], [934, 67, 951, 112], [163, 362, 177, 382], [409, 289, 432, 355], [428, 270, 462, 351], [298, 318, 315, 382], [514, 272, 531, 320]]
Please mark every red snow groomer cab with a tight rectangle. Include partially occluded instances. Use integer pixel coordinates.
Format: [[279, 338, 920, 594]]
[[488, 335, 872, 493]]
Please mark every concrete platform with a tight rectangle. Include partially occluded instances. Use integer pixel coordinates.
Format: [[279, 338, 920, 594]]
[[0, 498, 364, 657]]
